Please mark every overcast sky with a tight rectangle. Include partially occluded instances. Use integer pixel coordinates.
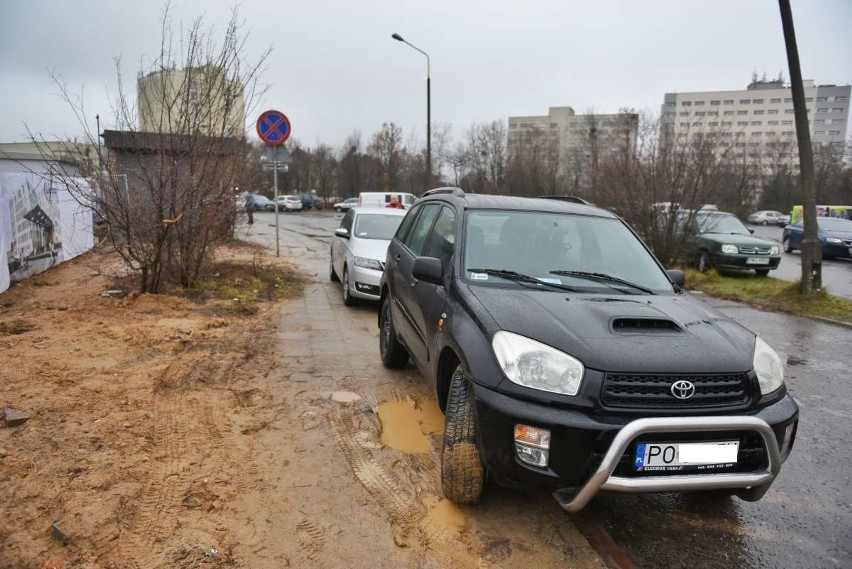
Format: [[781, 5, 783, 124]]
[[1, 0, 850, 149]]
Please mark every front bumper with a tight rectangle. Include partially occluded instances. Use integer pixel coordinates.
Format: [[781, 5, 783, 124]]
[[349, 265, 382, 300], [822, 241, 852, 258], [711, 252, 781, 271], [472, 382, 798, 511]]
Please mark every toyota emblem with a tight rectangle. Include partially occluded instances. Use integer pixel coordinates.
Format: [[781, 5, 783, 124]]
[[671, 380, 696, 400]]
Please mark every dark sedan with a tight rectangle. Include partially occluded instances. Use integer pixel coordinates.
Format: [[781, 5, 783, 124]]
[[782, 217, 852, 260]]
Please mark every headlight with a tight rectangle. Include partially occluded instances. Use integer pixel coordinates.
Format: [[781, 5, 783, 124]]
[[753, 336, 784, 395], [721, 244, 738, 254], [770, 246, 780, 255], [492, 331, 584, 396], [353, 256, 383, 270], [826, 237, 843, 244]]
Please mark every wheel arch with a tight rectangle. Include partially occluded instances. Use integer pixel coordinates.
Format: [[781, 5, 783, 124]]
[[436, 347, 462, 413]]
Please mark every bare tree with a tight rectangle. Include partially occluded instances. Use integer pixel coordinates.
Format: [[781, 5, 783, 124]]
[[368, 122, 404, 191], [36, 4, 269, 293]]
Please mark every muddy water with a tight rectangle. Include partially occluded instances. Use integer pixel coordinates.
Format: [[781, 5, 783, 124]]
[[377, 398, 445, 452]]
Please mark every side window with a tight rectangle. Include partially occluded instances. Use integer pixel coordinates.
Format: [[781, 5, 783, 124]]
[[341, 210, 355, 232], [404, 203, 441, 255], [395, 205, 420, 242], [423, 207, 456, 269]]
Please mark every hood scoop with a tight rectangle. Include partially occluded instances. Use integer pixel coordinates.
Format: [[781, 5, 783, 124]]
[[611, 317, 682, 333]]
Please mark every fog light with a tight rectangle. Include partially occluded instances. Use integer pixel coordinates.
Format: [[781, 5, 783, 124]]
[[780, 421, 796, 459], [514, 424, 550, 468]]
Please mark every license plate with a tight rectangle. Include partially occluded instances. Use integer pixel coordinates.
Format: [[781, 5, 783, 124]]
[[634, 441, 739, 472], [746, 257, 770, 265]]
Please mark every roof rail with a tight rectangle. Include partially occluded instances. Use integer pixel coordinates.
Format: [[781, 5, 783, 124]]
[[538, 195, 595, 206], [422, 187, 465, 198]]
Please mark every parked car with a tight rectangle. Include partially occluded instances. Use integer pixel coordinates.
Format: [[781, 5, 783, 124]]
[[782, 217, 852, 260], [330, 207, 407, 305], [334, 198, 359, 213], [686, 211, 781, 276], [249, 195, 276, 212], [274, 195, 303, 212], [297, 193, 323, 210], [378, 188, 797, 512], [747, 210, 790, 226]]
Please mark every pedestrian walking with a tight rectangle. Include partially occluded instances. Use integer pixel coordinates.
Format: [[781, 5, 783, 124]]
[[245, 191, 255, 225]]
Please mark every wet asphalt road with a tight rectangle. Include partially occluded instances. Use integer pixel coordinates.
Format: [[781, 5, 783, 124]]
[[249, 211, 852, 569], [748, 223, 852, 300]]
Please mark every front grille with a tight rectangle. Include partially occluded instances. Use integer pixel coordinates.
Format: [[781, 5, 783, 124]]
[[739, 246, 772, 254], [602, 373, 750, 409]]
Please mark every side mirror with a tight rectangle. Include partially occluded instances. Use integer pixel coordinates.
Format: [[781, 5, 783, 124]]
[[334, 228, 349, 239], [666, 269, 685, 288], [412, 256, 444, 286]]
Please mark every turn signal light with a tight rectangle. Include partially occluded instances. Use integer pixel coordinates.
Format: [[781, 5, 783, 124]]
[[514, 424, 551, 468]]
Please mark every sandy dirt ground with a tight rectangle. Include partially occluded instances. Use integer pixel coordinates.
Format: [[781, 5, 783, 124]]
[[0, 239, 607, 569]]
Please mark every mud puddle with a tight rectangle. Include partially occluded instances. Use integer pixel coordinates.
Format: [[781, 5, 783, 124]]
[[377, 397, 444, 452]]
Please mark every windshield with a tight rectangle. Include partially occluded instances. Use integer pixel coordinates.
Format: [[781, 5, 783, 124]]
[[819, 218, 852, 231], [353, 213, 404, 240], [696, 213, 750, 235], [463, 210, 674, 294]]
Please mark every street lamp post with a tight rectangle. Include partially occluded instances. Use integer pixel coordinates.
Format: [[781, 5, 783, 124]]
[[392, 32, 431, 187]]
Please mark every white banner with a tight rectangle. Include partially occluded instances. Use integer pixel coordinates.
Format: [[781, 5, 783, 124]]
[[0, 172, 94, 294]]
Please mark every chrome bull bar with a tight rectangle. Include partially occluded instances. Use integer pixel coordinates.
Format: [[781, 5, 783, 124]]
[[553, 416, 782, 513]]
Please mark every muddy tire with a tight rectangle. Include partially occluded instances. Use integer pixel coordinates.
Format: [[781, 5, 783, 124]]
[[342, 266, 356, 306], [441, 366, 485, 505], [379, 296, 409, 368], [330, 252, 339, 282], [697, 251, 713, 273]]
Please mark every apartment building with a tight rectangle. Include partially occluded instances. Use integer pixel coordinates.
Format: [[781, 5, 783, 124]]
[[137, 65, 245, 137], [661, 78, 850, 163], [508, 106, 638, 174]]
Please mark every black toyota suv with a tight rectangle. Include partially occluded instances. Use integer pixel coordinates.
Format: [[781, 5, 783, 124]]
[[378, 188, 798, 512]]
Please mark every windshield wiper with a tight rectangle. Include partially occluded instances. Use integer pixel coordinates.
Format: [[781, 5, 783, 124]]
[[549, 270, 656, 295], [467, 268, 578, 292]]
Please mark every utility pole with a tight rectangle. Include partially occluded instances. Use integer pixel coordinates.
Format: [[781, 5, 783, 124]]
[[778, 0, 821, 292]]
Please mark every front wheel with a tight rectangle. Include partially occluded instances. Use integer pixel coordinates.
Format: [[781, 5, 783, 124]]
[[379, 296, 409, 368], [342, 266, 356, 306], [441, 366, 486, 505], [783, 237, 793, 253], [335, 206, 343, 213], [762, 220, 768, 226]]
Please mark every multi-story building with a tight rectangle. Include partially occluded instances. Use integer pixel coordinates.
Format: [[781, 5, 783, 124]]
[[661, 78, 850, 164], [137, 65, 245, 137], [508, 106, 638, 182]]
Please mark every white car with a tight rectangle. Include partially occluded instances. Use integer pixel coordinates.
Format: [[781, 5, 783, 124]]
[[334, 198, 359, 213], [747, 210, 789, 226], [274, 195, 303, 212], [330, 207, 407, 305]]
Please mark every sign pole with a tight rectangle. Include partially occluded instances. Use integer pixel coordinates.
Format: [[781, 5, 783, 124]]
[[273, 145, 280, 257]]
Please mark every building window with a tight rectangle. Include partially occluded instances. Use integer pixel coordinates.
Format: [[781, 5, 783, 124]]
[[768, 120, 779, 125], [679, 112, 690, 117], [737, 121, 748, 126], [782, 120, 793, 125], [784, 131, 794, 135], [724, 110, 735, 116], [817, 108, 829, 113], [550, 123, 558, 128], [815, 119, 826, 124], [814, 131, 826, 135], [753, 98, 764, 104], [711, 100, 721, 106], [836, 96, 848, 102], [722, 121, 732, 126], [770, 98, 782, 103], [750, 121, 762, 125], [737, 110, 748, 115], [831, 108, 845, 113], [739, 99, 750, 104], [768, 109, 778, 115], [692, 121, 702, 126], [754, 110, 765, 115], [709, 122, 719, 127], [832, 118, 845, 124], [694, 101, 705, 106], [695, 111, 706, 116], [829, 130, 842, 135], [806, 97, 814, 102], [751, 132, 762, 137], [680, 124, 689, 129], [724, 99, 734, 105], [666, 102, 675, 107], [784, 97, 793, 103], [816, 96, 828, 102], [682, 101, 692, 106], [785, 109, 795, 114], [708, 111, 718, 116]]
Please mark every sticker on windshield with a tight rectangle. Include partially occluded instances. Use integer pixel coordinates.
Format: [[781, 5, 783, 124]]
[[469, 272, 489, 280], [536, 277, 562, 285]]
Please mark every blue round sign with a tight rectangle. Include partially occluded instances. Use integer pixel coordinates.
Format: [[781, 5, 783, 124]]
[[256, 110, 291, 146]]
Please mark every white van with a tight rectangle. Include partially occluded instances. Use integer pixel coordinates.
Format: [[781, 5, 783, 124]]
[[358, 192, 417, 209]]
